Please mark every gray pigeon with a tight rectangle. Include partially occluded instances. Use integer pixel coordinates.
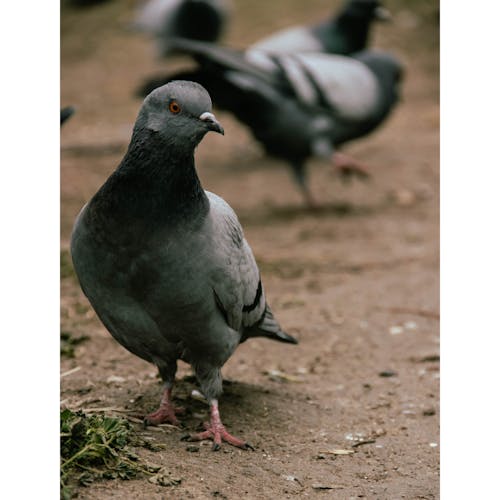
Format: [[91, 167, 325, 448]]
[[137, 39, 403, 207], [247, 0, 391, 62], [134, 0, 230, 57], [70, 80, 297, 450]]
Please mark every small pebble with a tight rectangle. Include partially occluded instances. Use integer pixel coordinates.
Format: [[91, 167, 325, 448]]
[[389, 326, 404, 335], [379, 370, 397, 378], [186, 445, 199, 452], [404, 321, 418, 330]]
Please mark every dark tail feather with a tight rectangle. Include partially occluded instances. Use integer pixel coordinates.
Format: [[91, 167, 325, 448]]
[[246, 303, 298, 344], [169, 37, 279, 87]]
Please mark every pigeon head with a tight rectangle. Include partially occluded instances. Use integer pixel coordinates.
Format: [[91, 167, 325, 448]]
[[136, 80, 224, 150]]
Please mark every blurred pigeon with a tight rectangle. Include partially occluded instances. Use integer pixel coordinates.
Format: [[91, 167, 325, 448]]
[[60, 106, 75, 126], [247, 0, 391, 65], [137, 39, 403, 206], [134, 0, 230, 56], [71, 81, 297, 450]]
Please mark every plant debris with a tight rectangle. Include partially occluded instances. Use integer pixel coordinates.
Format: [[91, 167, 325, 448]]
[[61, 331, 89, 358], [377, 306, 439, 320], [379, 370, 398, 378], [148, 469, 182, 487], [282, 475, 303, 486], [264, 369, 304, 383], [351, 439, 376, 448], [61, 366, 82, 378], [419, 354, 440, 363], [319, 449, 354, 455], [60, 409, 160, 499], [106, 375, 126, 384]]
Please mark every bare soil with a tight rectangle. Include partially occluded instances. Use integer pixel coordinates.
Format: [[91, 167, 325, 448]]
[[61, 0, 439, 498]]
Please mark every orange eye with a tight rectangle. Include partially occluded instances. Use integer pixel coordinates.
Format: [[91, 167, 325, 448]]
[[169, 101, 181, 114]]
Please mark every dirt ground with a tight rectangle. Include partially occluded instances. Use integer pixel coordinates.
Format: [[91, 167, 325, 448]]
[[61, 0, 439, 498]]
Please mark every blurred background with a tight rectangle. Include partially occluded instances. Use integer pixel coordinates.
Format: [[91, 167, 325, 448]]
[[61, 0, 439, 497], [61, 0, 438, 238]]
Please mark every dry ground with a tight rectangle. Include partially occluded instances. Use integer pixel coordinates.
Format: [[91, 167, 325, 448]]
[[61, 0, 439, 497]]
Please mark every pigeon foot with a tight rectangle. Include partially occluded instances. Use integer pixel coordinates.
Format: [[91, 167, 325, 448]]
[[144, 387, 184, 426], [182, 400, 254, 451], [332, 152, 371, 182]]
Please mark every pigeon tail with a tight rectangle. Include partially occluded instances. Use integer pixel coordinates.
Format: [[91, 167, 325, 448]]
[[245, 303, 298, 344]]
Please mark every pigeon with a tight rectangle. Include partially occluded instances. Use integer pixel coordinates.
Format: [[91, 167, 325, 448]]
[[137, 39, 403, 206], [60, 106, 75, 126], [247, 0, 391, 66], [70, 80, 297, 450], [134, 0, 230, 57]]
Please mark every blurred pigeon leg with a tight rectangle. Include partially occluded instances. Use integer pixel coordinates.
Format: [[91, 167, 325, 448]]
[[290, 160, 317, 209], [144, 385, 184, 426], [332, 151, 371, 181]]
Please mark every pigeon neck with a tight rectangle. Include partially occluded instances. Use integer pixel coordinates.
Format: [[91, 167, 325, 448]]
[[93, 127, 209, 227]]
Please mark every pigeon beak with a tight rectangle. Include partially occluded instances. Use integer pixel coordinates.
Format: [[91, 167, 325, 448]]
[[374, 6, 392, 21], [199, 112, 225, 135]]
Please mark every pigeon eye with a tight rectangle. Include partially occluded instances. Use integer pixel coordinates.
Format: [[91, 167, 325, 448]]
[[169, 101, 181, 114]]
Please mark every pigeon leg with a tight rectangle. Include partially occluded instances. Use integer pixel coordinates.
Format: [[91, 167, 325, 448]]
[[290, 161, 317, 209], [183, 399, 253, 451], [332, 152, 371, 181], [144, 384, 184, 426]]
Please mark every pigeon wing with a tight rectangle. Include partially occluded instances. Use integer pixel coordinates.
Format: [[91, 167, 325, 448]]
[[206, 192, 265, 331], [207, 192, 297, 345], [169, 37, 283, 88]]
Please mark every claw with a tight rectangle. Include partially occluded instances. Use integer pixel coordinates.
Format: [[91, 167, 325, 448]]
[[144, 386, 183, 426], [186, 399, 252, 451]]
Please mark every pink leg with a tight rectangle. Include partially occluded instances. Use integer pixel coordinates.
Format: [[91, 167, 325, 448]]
[[144, 386, 184, 426], [332, 152, 372, 181], [182, 400, 254, 451]]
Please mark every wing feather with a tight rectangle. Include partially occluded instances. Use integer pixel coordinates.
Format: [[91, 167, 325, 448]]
[[206, 192, 265, 331]]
